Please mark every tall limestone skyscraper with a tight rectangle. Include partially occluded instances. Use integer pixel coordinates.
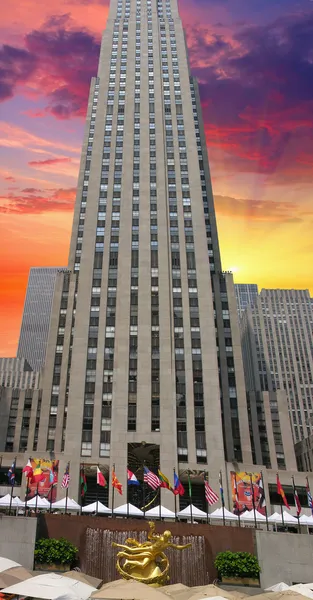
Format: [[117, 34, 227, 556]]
[[1, 0, 252, 501]]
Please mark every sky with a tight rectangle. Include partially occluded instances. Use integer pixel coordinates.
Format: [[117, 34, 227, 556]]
[[0, 0, 313, 356]]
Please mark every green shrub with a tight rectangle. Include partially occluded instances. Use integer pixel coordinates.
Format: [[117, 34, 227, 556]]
[[214, 551, 261, 579], [34, 538, 78, 565]]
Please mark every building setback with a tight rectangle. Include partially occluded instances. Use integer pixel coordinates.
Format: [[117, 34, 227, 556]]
[[240, 288, 313, 446], [235, 283, 258, 317], [0, 357, 40, 390], [1, 0, 253, 501], [17, 268, 65, 371]]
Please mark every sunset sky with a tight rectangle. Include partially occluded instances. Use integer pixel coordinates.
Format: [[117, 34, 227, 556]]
[[1, 0, 313, 356]]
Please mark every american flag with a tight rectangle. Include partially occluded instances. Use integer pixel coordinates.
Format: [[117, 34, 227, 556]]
[[144, 466, 160, 490], [204, 480, 219, 505], [61, 463, 70, 489]]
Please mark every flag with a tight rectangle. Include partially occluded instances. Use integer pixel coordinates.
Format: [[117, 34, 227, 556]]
[[61, 463, 70, 489], [97, 467, 107, 487], [277, 474, 290, 509], [158, 469, 172, 490], [219, 471, 225, 506], [112, 469, 123, 495], [22, 459, 33, 480], [127, 469, 140, 486], [293, 480, 301, 516], [144, 467, 160, 490], [80, 468, 87, 497], [306, 480, 313, 515], [188, 473, 192, 499], [49, 468, 57, 485], [204, 480, 219, 506], [7, 460, 16, 486], [233, 473, 240, 511], [258, 475, 266, 509], [173, 471, 185, 496], [31, 462, 45, 483]]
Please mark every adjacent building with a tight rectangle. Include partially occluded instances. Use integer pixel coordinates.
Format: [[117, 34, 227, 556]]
[[240, 288, 313, 446], [17, 267, 65, 371], [0, 357, 40, 389], [235, 283, 258, 317]]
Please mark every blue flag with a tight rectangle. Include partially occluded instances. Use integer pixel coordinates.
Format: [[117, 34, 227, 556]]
[[7, 460, 16, 486]]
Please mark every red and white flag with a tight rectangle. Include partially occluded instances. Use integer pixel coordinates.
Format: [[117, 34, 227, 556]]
[[204, 480, 219, 506], [61, 463, 70, 489], [22, 459, 33, 479], [144, 467, 160, 490], [97, 467, 107, 487]]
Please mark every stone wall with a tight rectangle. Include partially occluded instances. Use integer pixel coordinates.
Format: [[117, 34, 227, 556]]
[[0, 515, 37, 570], [256, 530, 313, 588]]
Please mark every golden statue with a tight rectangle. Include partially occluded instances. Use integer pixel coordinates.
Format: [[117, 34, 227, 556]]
[[112, 521, 191, 586]]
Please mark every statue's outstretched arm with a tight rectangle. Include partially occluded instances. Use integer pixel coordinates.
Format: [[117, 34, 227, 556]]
[[168, 542, 192, 550]]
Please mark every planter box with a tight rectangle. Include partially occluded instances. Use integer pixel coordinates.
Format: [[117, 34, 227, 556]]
[[35, 563, 70, 572], [221, 576, 260, 587]]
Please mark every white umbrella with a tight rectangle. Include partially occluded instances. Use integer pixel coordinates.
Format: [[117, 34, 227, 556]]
[[177, 504, 208, 519], [113, 503, 144, 516], [209, 507, 238, 521], [0, 557, 21, 573], [265, 582, 290, 592], [82, 501, 111, 514], [145, 505, 175, 519], [2, 573, 96, 600], [52, 498, 81, 511], [27, 496, 50, 509]]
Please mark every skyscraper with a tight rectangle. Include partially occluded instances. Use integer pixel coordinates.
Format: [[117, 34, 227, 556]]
[[235, 283, 258, 317], [17, 268, 65, 371], [240, 289, 313, 444], [1, 0, 253, 500]]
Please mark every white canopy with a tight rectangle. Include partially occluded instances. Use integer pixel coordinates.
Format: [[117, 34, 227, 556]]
[[268, 510, 299, 524], [52, 498, 81, 511], [145, 505, 176, 519], [0, 557, 21, 573], [27, 496, 50, 509], [177, 504, 208, 519], [0, 494, 22, 508], [299, 514, 313, 526], [240, 509, 267, 522], [113, 503, 143, 516], [289, 584, 313, 599], [82, 501, 111, 514], [2, 572, 96, 600], [209, 507, 238, 520]]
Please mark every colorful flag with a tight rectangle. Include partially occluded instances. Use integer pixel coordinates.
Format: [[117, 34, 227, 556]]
[[31, 461, 45, 483], [219, 471, 225, 506], [97, 467, 107, 487], [306, 479, 313, 515], [7, 460, 16, 486], [258, 474, 266, 510], [233, 473, 240, 511], [80, 468, 87, 497], [49, 468, 57, 485], [277, 474, 290, 509], [144, 467, 160, 490], [292, 478, 301, 516], [22, 459, 33, 480], [112, 469, 123, 495], [127, 469, 140, 486], [158, 469, 172, 490], [204, 480, 219, 506], [61, 463, 70, 489], [173, 471, 185, 496]]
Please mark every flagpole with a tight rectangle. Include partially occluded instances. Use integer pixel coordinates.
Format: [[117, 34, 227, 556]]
[[234, 473, 241, 528], [220, 470, 225, 526], [249, 473, 257, 529], [65, 462, 70, 514], [9, 458, 16, 517], [142, 462, 146, 519], [292, 476, 301, 534], [173, 468, 177, 521], [96, 464, 99, 516], [49, 483, 53, 513], [188, 472, 193, 524], [80, 464, 83, 516], [158, 465, 162, 521], [205, 472, 209, 524], [126, 465, 129, 519], [261, 471, 269, 531], [112, 465, 115, 518], [35, 482, 39, 514]]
